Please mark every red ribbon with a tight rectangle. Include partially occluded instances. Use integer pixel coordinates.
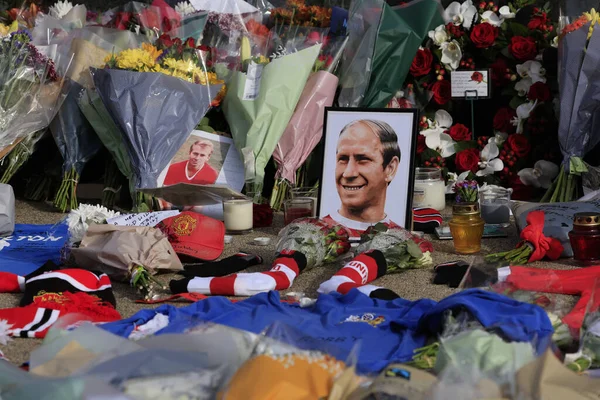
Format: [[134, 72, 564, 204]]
[[520, 210, 564, 262]]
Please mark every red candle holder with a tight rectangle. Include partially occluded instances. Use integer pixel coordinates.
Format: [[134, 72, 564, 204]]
[[568, 212, 600, 266], [284, 198, 314, 225]]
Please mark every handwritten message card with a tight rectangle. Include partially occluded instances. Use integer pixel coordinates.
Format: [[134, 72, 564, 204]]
[[451, 70, 491, 98]]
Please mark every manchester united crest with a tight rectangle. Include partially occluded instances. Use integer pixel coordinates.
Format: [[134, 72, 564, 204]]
[[173, 214, 197, 236]]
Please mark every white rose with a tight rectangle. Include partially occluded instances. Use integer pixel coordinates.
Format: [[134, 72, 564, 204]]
[[428, 25, 449, 46]]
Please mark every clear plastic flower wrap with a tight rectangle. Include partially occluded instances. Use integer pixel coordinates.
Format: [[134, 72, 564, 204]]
[[219, 321, 361, 400], [275, 217, 351, 269], [0, 30, 68, 155]]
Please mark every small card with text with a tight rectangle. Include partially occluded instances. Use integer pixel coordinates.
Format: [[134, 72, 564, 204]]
[[450, 69, 491, 99]]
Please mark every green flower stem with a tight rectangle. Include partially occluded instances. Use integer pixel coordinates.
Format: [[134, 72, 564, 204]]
[[53, 167, 79, 212], [406, 342, 440, 370], [486, 242, 533, 265], [567, 357, 592, 373], [549, 166, 564, 203], [102, 159, 121, 208], [131, 265, 167, 300]]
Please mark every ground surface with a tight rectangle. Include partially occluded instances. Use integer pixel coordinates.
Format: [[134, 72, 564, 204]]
[[0, 200, 580, 365]]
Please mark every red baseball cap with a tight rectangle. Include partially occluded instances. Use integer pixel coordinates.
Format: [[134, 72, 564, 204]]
[[160, 212, 224, 262]]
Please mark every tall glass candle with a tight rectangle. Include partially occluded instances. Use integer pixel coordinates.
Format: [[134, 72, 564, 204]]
[[413, 168, 446, 211], [223, 197, 253, 234], [290, 187, 319, 217]]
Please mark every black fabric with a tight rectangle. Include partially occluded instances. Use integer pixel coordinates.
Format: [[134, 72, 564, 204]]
[[432, 261, 470, 288], [181, 253, 263, 278], [367, 249, 389, 279], [169, 277, 191, 295], [369, 288, 400, 301], [274, 250, 308, 273]]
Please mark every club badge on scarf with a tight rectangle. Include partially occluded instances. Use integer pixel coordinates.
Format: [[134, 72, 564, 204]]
[[0, 223, 68, 275]]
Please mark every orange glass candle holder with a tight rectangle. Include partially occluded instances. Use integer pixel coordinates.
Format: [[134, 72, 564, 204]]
[[448, 202, 485, 254]]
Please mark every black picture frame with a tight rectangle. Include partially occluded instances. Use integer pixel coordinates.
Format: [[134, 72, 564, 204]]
[[317, 107, 420, 234]]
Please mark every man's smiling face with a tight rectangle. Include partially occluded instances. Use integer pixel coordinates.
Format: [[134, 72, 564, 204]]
[[335, 124, 387, 212]]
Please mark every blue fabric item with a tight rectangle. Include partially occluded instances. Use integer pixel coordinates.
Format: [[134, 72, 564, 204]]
[[100, 289, 553, 374], [0, 223, 68, 275]]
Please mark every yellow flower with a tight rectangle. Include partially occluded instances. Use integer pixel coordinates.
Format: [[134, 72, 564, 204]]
[[585, 8, 600, 40], [162, 57, 196, 74], [0, 21, 18, 37], [257, 55, 270, 65], [141, 43, 163, 60], [115, 48, 157, 72]]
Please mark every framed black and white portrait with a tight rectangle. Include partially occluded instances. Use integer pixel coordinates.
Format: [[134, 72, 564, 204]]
[[318, 108, 419, 235]]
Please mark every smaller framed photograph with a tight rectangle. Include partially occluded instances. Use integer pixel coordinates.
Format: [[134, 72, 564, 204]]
[[318, 108, 419, 235], [450, 69, 492, 99]]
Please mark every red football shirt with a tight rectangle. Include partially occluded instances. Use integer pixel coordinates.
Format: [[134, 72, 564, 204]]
[[164, 161, 218, 186]]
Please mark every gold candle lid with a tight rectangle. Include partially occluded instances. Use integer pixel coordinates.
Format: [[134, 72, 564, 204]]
[[573, 212, 600, 227], [453, 202, 480, 215]]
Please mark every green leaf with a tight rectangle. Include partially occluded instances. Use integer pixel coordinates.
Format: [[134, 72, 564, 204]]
[[373, 222, 389, 233], [509, 96, 527, 110], [507, 22, 529, 38], [454, 140, 477, 153], [501, 87, 517, 97], [406, 240, 423, 258]]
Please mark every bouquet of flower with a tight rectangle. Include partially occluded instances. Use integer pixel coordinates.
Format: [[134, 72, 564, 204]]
[[270, 0, 333, 28], [0, 30, 66, 175], [222, 24, 321, 200], [276, 218, 351, 270], [486, 210, 563, 265], [398, 0, 561, 199], [65, 203, 120, 243], [541, 6, 600, 203], [453, 179, 478, 203], [92, 39, 223, 196]]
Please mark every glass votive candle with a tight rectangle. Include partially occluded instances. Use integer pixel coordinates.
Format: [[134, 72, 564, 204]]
[[480, 187, 512, 228], [413, 168, 446, 211], [569, 212, 600, 266], [290, 187, 318, 217], [284, 198, 314, 225], [222, 197, 253, 234]]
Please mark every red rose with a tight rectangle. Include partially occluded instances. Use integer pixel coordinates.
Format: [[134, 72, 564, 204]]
[[528, 82, 551, 102], [162, 16, 177, 33], [253, 203, 273, 228], [507, 134, 531, 157], [185, 37, 196, 48], [157, 33, 173, 47], [415, 237, 434, 253], [409, 48, 433, 77], [528, 13, 548, 30], [447, 123, 472, 141], [493, 107, 517, 133], [470, 22, 499, 48], [431, 79, 451, 105], [491, 57, 509, 87], [114, 12, 132, 30], [417, 134, 427, 154], [471, 71, 484, 82], [455, 148, 481, 173], [509, 36, 538, 61]]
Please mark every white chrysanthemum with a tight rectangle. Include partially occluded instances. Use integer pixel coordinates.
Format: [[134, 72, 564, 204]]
[[66, 204, 120, 243], [175, 1, 196, 17], [0, 320, 13, 346], [49, 0, 74, 19]]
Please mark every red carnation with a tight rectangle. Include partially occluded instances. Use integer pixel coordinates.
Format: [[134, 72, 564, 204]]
[[528, 82, 551, 102], [455, 148, 481, 173], [409, 48, 433, 77], [509, 36, 538, 61], [470, 22, 498, 48], [185, 37, 196, 48], [431, 79, 451, 105], [507, 134, 531, 157], [448, 124, 472, 141], [157, 33, 174, 47], [493, 107, 517, 133]]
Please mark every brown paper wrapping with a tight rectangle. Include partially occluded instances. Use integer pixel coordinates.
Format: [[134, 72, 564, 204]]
[[71, 224, 183, 281]]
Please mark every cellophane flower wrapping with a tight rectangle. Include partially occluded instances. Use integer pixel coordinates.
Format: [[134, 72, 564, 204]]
[[91, 39, 223, 191], [275, 218, 351, 270], [355, 224, 433, 272], [222, 40, 321, 199], [50, 79, 103, 212], [0, 31, 66, 151]]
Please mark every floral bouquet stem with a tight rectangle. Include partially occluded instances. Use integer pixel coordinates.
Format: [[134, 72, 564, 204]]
[[53, 167, 80, 213], [406, 342, 440, 370], [270, 178, 291, 211], [486, 211, 563, 265], [541, 159, 587, 203], [0, 131, 45, 184], [102, 158, 121, 209], [130, 265, 168, 301]]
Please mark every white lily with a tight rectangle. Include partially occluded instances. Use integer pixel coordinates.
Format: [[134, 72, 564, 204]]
[[444, 0, 478, 29], [492, 132, 508, 145], [481, 11, 503, 27], [499, 5, 516, 19], [440, 40, 463, 70], [511, 101, 538, 134], [477, 140, 504, 176], [518, 160, 559, 189], [421, 110, 457, 157], [429, 25, 449, 46], [516, 60, 546, 83], [515, 77, 533, 97]]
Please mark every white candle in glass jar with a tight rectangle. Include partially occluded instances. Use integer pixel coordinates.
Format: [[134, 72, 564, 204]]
[[413, 168, 446, 211], [223, 198, 253, 233]]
